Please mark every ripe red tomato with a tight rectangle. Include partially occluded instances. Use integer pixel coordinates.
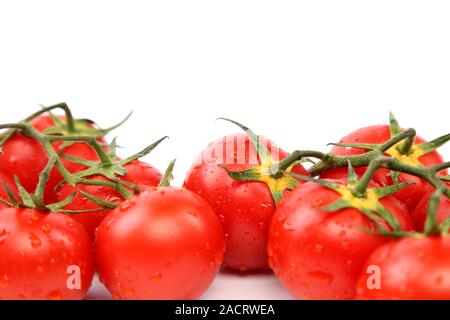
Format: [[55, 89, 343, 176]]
[[0, 115, 101, 204], [95, 187, 225, 300], [322, 125, 446, 210], [268, 179, 413, 300], [355, 236, 450, 300], [0, 208, 94, 300], [55, 160, 162, 239], [184, 133, 309, 271], [412, 190, 450, 231]]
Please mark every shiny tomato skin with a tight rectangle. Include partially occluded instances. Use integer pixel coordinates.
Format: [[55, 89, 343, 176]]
[[412, 190, 450, 231], [95, 187, 226, 300], [0, 208, 94, 300], [355, 236, 450, 300], [268, 180, 414, 300], [55, 161, 162, 239], [0, 115, 102, 204], [0, 134, 48, 195], [322, 125, 446, 211], [184, 133, 309, 271]]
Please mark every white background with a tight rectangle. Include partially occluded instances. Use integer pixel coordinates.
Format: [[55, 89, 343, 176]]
[[0, 1, 449, 300]]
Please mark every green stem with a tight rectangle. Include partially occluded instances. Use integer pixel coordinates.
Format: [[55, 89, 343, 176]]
[[27, 103, 75, 132], [48, 135, 111, 165], [352, 158, 383, 196], [397, 134, 415, 155], [431, 162, 450, 173], [377, 128, 416, 152], [277, 150, 327, 171]]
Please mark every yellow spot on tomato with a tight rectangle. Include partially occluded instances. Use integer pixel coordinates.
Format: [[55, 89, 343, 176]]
[[386, 144, 424, 167], [338, 187, 380, 211]]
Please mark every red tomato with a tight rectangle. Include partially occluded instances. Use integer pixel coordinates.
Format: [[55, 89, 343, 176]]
[[322, 125, 446, 210], [412, 190, 450, 231], [268, 179, 414, 300], [0, 115, 101, 204], [0, 208, 94, 300], [95, 187, 225, 300], [184, 133, 309, 271], [355, 236, 450, 300], [55, 160, 162, 238]]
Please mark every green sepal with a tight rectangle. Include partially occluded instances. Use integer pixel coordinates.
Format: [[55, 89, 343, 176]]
[[43, 111, 133, 138], [389, 112, 402, 136], [390, 170, 400, 185], [289, 173, 341, 190], [159, 159, 176, 187], [0, 197, 13, 207], [46, 192, 77, 211], [328, 142, 379, 150], [371, 181, 414, 198], [372, 204, 401, 231], [359, 223, 421, 238], [424, 189, 441, 235], [320, 198, 351, 212], [2, 182, 20, 207], [346, 160, 359, 185], [78, 190, 120, 209], [416, 133, 450, 155], [13, 176, 35, 208], [439, 217, 450, 235], [218, 118, 272, 164]]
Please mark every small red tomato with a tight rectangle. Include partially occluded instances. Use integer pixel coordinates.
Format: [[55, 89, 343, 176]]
[[322, 125, 446, 211], [268, 180, 413, 300], [55, 160, 162, 239], [95, 187, 225, 300], [184, 133, 309, 271], [0, 115, 102, 204], [0, 208, 94, 300], [355, 236, 450, 300], [412, 190, 450, 231]]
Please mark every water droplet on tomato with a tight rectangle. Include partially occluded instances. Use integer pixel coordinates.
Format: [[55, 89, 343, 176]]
[[41, 224, 51, 234], [283, 221, 295, 232], [307, 271, 333, 285], [0, 274, 10, 288], [206, 156, 217, 164], [238, 265, 248, 272], [66, 221, 74, 228], [29, 233, 41, 249], [314, 244, 324, 254], [111, 292, 122, 300], [435, 275, 444, 285], [30, 211, 39, 221], [149, 272, 162, 281], [340, 240, 350, 250], [260, 202, 273, 209], [0, 229, 8, 244], [124, 288, 134, 297], [48, 291, 62, 300], [188, 211, 198, 217], [257, 222, 265, 231], [313, 198, 325, 207]]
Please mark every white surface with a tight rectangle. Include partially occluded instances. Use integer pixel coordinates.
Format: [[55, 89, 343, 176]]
[[86, 271, 293, 300], [0, 1, 449, 300]]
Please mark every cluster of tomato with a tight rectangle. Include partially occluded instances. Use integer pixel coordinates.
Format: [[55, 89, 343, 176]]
[[0, 105, 448, 300]]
